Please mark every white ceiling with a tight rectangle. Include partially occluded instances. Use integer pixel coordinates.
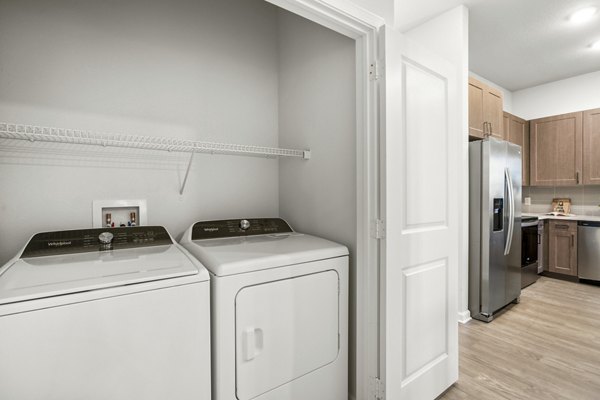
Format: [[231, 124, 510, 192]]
[[397, 0, 600, 92]]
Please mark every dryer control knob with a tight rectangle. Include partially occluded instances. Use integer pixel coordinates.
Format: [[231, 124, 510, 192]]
[[239, 219, 251, 230], [98, 232, 114, 244]]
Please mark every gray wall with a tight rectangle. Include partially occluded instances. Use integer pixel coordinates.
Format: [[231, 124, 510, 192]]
[[277, 9, 357, 397], [0, 1, 359, 394], [0, 0, 281, 263]]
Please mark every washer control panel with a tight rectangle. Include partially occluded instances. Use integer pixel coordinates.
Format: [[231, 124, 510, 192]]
[[192, 218, 293, 240], [21, 226, 173, 258]]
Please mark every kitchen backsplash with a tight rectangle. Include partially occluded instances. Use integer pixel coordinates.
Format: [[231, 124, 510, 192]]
[[523, 186, 600, 216]]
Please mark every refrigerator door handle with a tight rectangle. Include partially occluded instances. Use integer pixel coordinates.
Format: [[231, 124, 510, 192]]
[[504, 168, 515, 256]]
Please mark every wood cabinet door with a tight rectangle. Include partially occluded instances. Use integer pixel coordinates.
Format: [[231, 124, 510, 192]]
[[549, 220, 577, 276], [468, 77, 485, 138], [583, 108, 600, 185], [530, 112, 583, 186], [483, 87, 504, 139], [507, 114, 530, 186], [523, 121, 530, 186], [469, 77, 504, 139], [503, 112, 510, 140]]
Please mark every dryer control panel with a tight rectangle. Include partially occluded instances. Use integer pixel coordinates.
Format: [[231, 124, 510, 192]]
[[21, 226, 173, 258], [191, 218, 293, 240]]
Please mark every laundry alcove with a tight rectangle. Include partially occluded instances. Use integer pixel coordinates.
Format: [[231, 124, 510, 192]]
[[0, 0, 359, 396]]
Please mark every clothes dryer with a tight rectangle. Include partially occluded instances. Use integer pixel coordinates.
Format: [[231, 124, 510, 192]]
[[181, 218, 348, 400]]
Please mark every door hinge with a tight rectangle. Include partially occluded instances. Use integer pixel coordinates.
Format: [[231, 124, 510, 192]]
[[370, 377, 385, 400], [371, 219, 386, 239], [369, 61, 381, 81]]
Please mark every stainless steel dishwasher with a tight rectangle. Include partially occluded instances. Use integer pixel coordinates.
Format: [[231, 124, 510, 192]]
[[578, 221, 600, 281]]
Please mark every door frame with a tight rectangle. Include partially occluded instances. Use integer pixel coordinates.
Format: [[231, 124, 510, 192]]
[[265, 1, 383, 399]]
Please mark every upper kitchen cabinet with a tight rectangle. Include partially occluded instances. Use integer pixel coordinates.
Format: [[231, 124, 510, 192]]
[[583, 108, 600, 185], [506, 113, 530, 186], [503, 112, 510, 139], [468, 77, 504, 140], [530, 112, 583, 186]]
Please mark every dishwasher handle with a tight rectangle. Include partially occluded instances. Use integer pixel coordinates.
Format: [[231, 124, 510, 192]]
[[579, 221, 600, 227]]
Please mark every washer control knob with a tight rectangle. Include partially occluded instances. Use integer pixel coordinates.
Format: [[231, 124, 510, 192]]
[[240, 219, 251, 230], [98, 232, 114, 244]]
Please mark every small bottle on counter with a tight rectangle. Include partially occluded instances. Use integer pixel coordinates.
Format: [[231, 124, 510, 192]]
[[105, 213, 112, 228], [130, 211, 137, 226]]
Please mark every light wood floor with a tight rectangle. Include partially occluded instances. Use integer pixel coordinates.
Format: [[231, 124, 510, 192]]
[[440, 276, 600, 400]]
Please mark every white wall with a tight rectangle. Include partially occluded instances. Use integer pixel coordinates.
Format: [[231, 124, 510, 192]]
[[349, 0, 394, 24], [0, 0, 282, 264], [276, 9, 357, 397], [512, 70, 600, 120], [406, 5, 471, 323], [469, 71, 514, 114]]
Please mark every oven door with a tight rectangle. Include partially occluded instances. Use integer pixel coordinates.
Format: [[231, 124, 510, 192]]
[[521, 223, 539, 288]]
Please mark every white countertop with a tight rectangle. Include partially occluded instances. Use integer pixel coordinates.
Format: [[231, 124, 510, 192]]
[[523, 213, 600, 222]]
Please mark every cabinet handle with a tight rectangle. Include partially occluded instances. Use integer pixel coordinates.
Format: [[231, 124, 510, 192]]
[[572, 234, 575, 247], [554, 224, 570, 229], [576, 171, 580, 184]]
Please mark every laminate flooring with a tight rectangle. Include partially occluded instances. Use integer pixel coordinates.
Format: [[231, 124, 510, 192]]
[[439, 276, 600, 400]]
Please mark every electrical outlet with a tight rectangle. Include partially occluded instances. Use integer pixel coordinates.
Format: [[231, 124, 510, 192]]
[[524, 197, 531, 206]]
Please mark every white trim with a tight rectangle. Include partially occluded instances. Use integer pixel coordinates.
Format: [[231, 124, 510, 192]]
[[458, 310, 472, 324], [265, 1, 382, 399]]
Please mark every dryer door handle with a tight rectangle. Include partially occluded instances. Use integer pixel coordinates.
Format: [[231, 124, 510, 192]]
[[242, 327, 264, 361]]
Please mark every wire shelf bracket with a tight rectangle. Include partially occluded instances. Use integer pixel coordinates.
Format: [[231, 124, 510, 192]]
[[0, 122, 311, 194]]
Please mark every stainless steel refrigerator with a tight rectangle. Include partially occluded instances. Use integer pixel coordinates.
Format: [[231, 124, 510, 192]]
[[469, 138, 522, 322]]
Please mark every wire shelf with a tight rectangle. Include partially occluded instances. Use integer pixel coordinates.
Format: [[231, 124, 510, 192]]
[[0, 122, 311, 160]]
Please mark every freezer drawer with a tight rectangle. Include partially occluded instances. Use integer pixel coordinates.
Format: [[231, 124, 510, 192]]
[[578, 221, 600, 281]]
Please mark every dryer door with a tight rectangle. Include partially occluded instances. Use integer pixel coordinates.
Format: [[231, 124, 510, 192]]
[[235, 270, 339, 400]]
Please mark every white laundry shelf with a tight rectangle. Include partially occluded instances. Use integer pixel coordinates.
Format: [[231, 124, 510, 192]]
[[0, 122, 311, 194], [0, 122, 311, 159]]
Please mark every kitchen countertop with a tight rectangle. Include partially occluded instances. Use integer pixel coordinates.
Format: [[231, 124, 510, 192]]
[[523, 213, 600, 223]]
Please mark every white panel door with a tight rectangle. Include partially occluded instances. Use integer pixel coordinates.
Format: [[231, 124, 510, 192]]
[[380, 27, 459, 399]]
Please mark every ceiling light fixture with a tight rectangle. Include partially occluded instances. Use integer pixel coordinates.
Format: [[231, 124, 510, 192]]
[[569, 7, 597, 24]]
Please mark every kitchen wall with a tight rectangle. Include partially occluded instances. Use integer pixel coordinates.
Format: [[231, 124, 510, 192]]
[[523, 186, 600, 216], [0, 0, 284, 264], [405, 5, 471, 323], [512, 70, 600, 120], [276, 9, 357, 396]]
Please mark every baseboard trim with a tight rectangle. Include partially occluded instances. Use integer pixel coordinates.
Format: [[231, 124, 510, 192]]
[[458, 309, 471, 324]]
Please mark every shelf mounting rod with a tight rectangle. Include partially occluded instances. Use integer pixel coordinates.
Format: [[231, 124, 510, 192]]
[[180, 151, 195, 195]]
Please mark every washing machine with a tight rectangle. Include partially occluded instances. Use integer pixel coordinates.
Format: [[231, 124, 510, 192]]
[[0, 226, 211, 400], [180, 218, 348, 400]]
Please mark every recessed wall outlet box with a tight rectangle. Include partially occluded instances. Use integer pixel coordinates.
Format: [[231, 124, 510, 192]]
[[93, 199, 148, 228], [524, 197, 531, 206]]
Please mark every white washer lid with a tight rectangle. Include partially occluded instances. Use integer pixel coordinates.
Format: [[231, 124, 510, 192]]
[[184, 233, 348, 277], [0, 244, 207, 305]]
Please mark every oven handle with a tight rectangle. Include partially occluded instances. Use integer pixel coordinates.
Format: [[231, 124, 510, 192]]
[[522, 221, 539, 227]]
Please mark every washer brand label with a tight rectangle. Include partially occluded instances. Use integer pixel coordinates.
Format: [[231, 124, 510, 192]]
[[203, 227, 219, 232], [48, 241, 72, 247]]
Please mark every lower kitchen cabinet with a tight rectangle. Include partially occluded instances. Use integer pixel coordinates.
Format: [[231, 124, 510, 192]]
[[549, 220, 578, 276]]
